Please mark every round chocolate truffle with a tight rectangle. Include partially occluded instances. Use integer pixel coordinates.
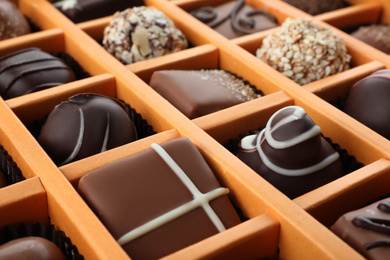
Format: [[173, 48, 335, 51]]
[[344, 69, 390, 140], [256, 18, 351, 85], [38, 94, 138, 166], [236, 106, 344, 199], [282, 0, 344, 15], [103, 6, 188, 64], [0, 237, 66, 260], [351, 24, 390, 54], [190, 0, 278, 39], [0, 0, 30, 40]]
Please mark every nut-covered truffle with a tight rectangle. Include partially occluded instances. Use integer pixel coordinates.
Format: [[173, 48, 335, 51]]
[[38, 94, 138, 166], [103, 6, 188, 64], [351, 24, 390, 54], [236, 106, 344, 199], [256, 18, 351, 85], [0, 0, 30, 40]]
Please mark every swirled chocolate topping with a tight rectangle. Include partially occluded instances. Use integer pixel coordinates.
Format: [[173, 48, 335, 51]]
[[190, 0, 278, 39], [236, 106, 344, 199], [332, 198, 390, 259]]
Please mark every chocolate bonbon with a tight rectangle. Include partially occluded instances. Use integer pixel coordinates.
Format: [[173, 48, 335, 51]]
[[256, 18, 351, 85], [103, 6, 188, 65], [344, 69, 390, 140], [52, 0, 144, 23], [38, 93, 137, 166], [149, 69, 261, 119], [351, 24, 390, 54], [0, 48, 76, 99], [236, 106, 344, 199], [282, 0, 344, 15], [190, 0, 278, 39], [0, 237, 66, 260], [78, 137, 241, 259], [0, 0, 30, 40], [331, 198, 390, 260]]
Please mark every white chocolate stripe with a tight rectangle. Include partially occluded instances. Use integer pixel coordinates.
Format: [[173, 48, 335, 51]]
[[59, 108, 84, 166], [101, 113, 110, 152], [265, 106, 321, 149], [257, 130, 339, 176], [117, 143, 229, 246]]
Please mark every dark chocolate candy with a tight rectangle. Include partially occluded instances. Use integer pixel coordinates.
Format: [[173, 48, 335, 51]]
[[52, 0, 144, 23], [331, 198, 390, 260], [0, 237, 66, 260], [149, 70, 261, 119], [236, 106, 344, 199], [351, 24, 390, 54], [0, 0, 30, 40], [190, 0, 278, 39], [38, 93, 137, 166], [282, 0, 344, 15], [0, 171, 6, 188], [78, 137, 241, 259], [0, 48, 76, 99], [344, 69, 390, 140]]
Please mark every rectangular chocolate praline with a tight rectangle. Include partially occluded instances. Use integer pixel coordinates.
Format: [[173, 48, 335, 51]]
[[77, 137, 241, 259]]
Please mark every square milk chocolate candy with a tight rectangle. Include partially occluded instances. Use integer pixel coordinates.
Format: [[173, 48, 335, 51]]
[[78, 137, 241, 259]]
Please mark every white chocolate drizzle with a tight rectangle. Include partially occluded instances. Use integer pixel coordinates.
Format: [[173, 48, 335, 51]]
[[59, 108, 85, 166], [53, 0, 78, 11], [117, 142, 229, 246], [239, 106, 340, 176]]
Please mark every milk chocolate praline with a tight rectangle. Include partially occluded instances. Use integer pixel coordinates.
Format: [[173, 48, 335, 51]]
[[282, 0, 344, 15], [0, 237, 66, 260], [190, 0, 278, 39], [52, 0, 144, 23], [351, 24, 390, 54], [38, 93, 137, 166], [78, 137, 241, 259], [0, 0, 30, 40], [236, 106, 344, 199], [331, 198, 390, 260], [344, 69, 390, 140]]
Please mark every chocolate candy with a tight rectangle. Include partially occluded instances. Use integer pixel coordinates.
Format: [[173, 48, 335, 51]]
[[52, 0, 144, 23], [0, 48, 76, 99], [78, 137, 241, 259], [0, 0, 30, 40], [344, 69, 390, 140], [103, 6, 188, 65], [257, 18, 351, 85], [149, 70, 261, 119], [38, 93, 137, 166], [190, 0, 278, 39], [282, 0, 344, 15], [0, 237, 66, 260], [0, 171, 6, 188], [331, 198, 390, 260], [236, 106, 344, 199], [351, 24, 390, 54]]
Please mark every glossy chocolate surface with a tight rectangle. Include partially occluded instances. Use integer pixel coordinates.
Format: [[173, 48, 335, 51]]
[[236, 106, 344, 199], [149, 70, 261, 119], [344, 69, 390, 140], [0, 0, 30, 40], [0, 237, 66, 260], [53, 0, 144, 23], [190, 0, 278, 39], [351, 24, 390, 54], [0, 48, 76, 99], [282, 0, 344, 15], [78, 137, 241, 259], [38, 93, 137, 166], [331, 198, 390, 260]]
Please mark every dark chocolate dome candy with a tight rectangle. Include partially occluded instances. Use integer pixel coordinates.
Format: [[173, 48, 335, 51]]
[[0, 0, 30, 40], [0, 237, 66, 260], [38, 93, 137, 166], [282, 0, 344, 15], [236, 106, 344, 199], [344, 69, 390, 140], [53, 0, 144, 23], [190, 0, 278, 39], [0, 48, 76, 99]]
